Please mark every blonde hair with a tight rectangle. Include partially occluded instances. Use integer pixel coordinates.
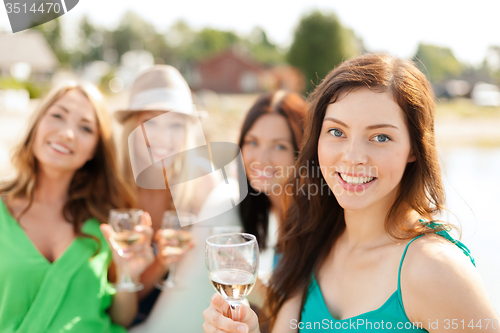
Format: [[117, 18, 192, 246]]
[[120, 112, 204, 213], [0, 81, 136, 235]]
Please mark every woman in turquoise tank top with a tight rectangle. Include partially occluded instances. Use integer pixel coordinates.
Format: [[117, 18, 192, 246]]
[[202, 53, 500, 333]]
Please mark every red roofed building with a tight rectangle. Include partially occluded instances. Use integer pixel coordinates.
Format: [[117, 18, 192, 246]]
[[193, 48, 266, 93]]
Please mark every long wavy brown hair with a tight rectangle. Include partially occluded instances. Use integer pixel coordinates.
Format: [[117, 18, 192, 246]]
[[237, 90, 307, 250], [266, 53, 448, 324], [0, 82, 136, 236]]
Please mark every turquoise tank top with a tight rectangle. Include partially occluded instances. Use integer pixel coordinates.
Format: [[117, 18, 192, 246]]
[[300, 221, 475, 332]]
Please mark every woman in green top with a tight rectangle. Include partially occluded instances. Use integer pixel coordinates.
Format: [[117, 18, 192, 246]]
[[202, 54, 500, 332], [0, 82, 154, 332]]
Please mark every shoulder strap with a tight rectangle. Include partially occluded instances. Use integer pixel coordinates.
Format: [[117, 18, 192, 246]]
[[419, 220, 476, 267], [397, 235, 424, 291]]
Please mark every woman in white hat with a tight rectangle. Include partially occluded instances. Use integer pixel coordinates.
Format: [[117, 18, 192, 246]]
[[115, 65, 214, 225], [115, 65, 221, 325]]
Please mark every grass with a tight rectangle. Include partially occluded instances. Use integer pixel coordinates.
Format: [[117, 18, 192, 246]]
[[435, 98, 500, 118]]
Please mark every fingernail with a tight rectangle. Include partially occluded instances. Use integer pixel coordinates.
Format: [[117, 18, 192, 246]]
[[237, 325, 247, 333], [211, 294, 216, 301]]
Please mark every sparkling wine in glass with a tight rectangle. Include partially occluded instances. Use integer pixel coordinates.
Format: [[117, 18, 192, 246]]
[[206, 233, 259, 321], [108, 209, 144, 292], [111, 230, 143, 253], [156, 210, 196, 289]]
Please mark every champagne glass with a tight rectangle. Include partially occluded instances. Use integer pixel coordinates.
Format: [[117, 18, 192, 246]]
[[108, 208, 144, 292], [156, 210, 196, 289], [205, 233, 259, 321]]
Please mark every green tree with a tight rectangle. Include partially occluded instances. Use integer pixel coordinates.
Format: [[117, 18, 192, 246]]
[[187, 28, 240, 61], [287, 11, 359, 93], [78, 15, 105, 64], [412, 43, 463, 82], [484, 45, 500, 84], [106, 11, 172, 65], [111, 11, 156, 58], [33, 18, 67, 64], [162, 20, 194, 67], [246, 27, 285, 65], [164, 23, 284, 66]]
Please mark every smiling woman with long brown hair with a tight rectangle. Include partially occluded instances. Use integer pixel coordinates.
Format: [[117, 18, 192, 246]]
[[238, 91, 306, 282], [202, 54, 499, 332], [0, 82, 153, 332]]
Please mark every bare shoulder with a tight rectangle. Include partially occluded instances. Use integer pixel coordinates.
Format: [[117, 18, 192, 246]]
[[274, 293, 302, 333], [401, 233, 499, 329], [3, 196, 28, 218], [402, 233, 475, 279], [401, 233, 478, 299]]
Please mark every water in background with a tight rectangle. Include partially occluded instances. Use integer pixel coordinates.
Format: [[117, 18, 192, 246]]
[[439, 147, 500, 312]]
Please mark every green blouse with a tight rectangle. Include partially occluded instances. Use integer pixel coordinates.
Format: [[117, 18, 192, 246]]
[[0, 199, 126, 333]]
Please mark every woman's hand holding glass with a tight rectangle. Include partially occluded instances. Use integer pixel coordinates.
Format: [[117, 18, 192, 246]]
[[100, 209, 154, 292], [155, 210, 196, 289], [154, 229, 194, 268], [203, 293, 260, 333], [205, 233, 259, 324]]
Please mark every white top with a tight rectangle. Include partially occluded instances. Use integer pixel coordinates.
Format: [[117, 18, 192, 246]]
[[258, 212, 278, 285], [130, 183, 279, 333], [129, 179, 243, 333]]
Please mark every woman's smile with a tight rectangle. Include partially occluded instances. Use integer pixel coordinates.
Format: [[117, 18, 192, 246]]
[[48, 141, 73, 155], [150, 146, 175, 160], [336, 171, 378, 192]]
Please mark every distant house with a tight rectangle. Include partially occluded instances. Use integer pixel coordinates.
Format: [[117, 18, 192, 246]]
[[192, 48, 306, 94], [0, 32, 59, 80], [193, 48, 266, 93]]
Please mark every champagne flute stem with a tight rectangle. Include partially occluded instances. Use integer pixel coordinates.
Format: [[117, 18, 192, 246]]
[[166, 262, 177, 288], [120, 258, 134, 286], [228, 301, 241, 321]]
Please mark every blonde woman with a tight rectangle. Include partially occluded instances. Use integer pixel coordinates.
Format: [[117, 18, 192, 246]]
[[116, 66, 216, 229], [115, 65, 220, 324], [0, 82, 154, 332]]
